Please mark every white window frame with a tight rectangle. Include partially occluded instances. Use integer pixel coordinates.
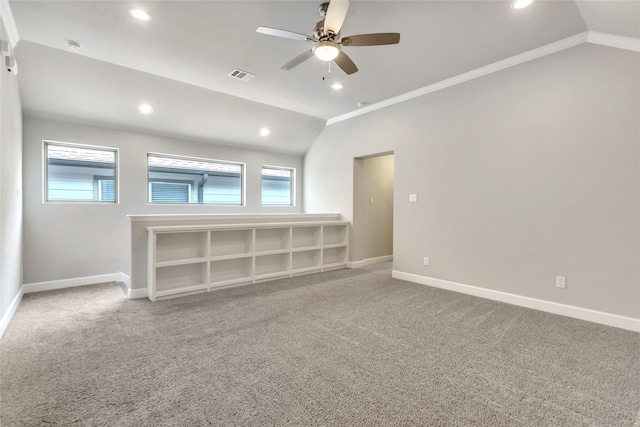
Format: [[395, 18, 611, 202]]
[[261, 165, 296, 207], [43, 140, 119, 204]]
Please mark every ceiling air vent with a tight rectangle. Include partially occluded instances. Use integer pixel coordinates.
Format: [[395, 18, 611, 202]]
[[228, 69, 255, 82]]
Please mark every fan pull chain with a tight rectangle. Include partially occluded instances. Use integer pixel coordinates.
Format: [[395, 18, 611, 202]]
[[321, 61, 332, 81]]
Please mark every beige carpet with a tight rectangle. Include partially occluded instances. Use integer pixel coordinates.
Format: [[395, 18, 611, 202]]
[[1, 264, 639, 426]]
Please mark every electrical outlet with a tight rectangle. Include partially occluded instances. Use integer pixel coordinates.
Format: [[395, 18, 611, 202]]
[[423, 257, 430, 266], [556, 276, 566, 289]]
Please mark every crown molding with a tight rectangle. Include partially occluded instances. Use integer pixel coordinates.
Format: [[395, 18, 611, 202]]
[[587, 31, 640, 52], [328, 30, 640, 126], [0, 0, 19, 48]]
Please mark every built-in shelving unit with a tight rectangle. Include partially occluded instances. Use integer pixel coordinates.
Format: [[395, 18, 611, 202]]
[[147, 220, 348, 301]]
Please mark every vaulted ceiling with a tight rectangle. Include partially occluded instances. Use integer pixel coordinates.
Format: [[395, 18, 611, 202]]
[[6, 0, 640, 155]]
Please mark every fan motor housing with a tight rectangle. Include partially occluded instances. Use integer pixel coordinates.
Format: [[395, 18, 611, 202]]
[[318, 2, 329, 17], [313, 20, 339, 41]]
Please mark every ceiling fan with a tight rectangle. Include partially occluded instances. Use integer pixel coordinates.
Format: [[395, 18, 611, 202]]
[[256, 0, 400, 75]]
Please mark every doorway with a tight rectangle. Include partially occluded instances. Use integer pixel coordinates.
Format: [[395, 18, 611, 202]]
[[352, 153, 394, 266]]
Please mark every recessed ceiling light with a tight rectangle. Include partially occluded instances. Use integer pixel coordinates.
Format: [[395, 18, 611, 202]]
[[331, 83, 343, 90], [67, 40, 82, 51], [138, 104, 153, 114], [129, 9, 151, 21], [511, 0, 534, 9], [260, 128, 270, 137]]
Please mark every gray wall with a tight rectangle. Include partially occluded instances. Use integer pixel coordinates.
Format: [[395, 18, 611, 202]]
[[304, 44, 640, 319], [0, 36, 23, 322], [22, 117, 303, 284]]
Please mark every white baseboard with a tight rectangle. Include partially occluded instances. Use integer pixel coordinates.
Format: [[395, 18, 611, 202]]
[[348, 255, 393, 269], [0, 287, 24, 339], [116, 272, 142, 299], [128, 287, 148, 299], [118, 272, 131, 290], [22, 271, 148, 300], [392, 270, 640, 333], [22, 273, 123, 294]]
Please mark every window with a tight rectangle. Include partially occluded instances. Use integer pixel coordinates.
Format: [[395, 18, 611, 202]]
[[262, 166, 294, 206], [148, 182, 191, 203], [45, 141, 118, 202], [147, 153, 243, 205]]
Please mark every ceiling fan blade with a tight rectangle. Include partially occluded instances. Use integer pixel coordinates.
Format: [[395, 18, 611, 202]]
[[281, 50, 315, 70], [341, 33, 400, 47], [334, 50, 358, 75], [256, 27, 312, 42], [323, 0, 350, 36]]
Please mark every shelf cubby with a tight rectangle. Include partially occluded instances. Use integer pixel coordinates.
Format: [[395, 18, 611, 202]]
[[255, 227, 290, 253], [255, 253, 290, 277], [155, 262, 207, 294], [323, 225, 347, 246], [323, 246, 347, 267], [155, 231, 207, 263], [292, 249, 321, 272], [210, 229, 252, 258], [292, 226, 321, 249], [210, 256, 252, 287]]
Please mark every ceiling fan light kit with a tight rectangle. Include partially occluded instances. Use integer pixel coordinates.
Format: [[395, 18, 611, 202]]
[[256, 0, 400, 75], [313, 41, 340, 61]]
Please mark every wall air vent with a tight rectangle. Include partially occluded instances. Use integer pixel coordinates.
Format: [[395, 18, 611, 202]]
[[228, 69, 255, 82]]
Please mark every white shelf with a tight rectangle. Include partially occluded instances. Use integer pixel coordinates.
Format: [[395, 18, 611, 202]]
[[292, 266, 322, 275], [254, 248, 291, 256], [156, 257, 208, 268], [322, 262, 348, 270], [255, 271, 291, 282], [210, 253, 253, 262], [322, 243, 348, 250], [147, 219, 348, 301], [156, 283, 208, 299], [209, 277, 253, 289], [291, 245, 321, 252]]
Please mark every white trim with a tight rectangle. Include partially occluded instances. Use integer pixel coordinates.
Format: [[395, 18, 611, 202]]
[[0, 0, 20, 48], [348, 255, 393, 269], [23, 273, 123, 293], [392, 270, 640, 333], [587, 31, 640, 52], [128, 213, 342, 222], [118, 272, 138, 298], [0, 287, 23, 339], [328, 32, 588, 125], [118, 271, 131, 289], [128, 287, 148, 299]]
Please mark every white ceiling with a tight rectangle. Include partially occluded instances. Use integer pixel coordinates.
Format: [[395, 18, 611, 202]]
[[7, 0, 640, 155]]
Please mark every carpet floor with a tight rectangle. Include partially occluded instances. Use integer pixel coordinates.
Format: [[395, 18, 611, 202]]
[[1, 264, 639, 426]]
